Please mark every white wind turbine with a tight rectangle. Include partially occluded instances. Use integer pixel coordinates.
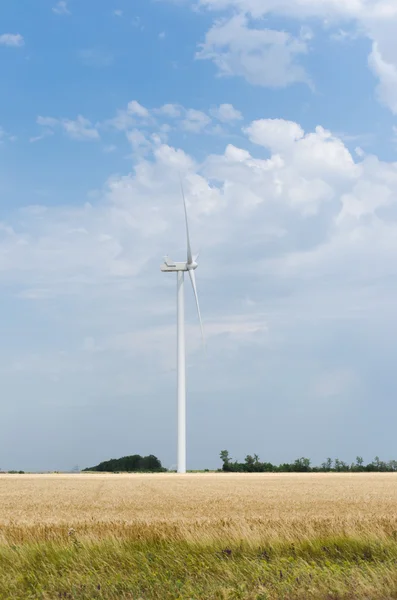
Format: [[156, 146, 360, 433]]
[[161, 181, 204, 474]]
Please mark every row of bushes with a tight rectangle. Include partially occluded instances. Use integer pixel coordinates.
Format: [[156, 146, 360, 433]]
[[220, 451, 397, 473]]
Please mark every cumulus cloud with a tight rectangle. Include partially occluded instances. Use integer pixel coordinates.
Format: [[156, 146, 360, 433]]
[[127, 100, 150, 118], [197, 0, 388, 20], [52, 1, 70, 15], [29, 130, 54, 144], [245, 120, 357, 180], [192, 0, 397, 111], [105, 100, 152, 130], [126, 129, 152, 154], [210, 103, 243, 122], [104, 100, 241, 138], [196, 13, 310, 88], [245, 118, 304, 149], [154, 104, 182, 118], [6, 114, 397, 301], [182, 109, 212, 132], [368, 42, 397, 114], [104, 99, 214, 135], [36, 115, 100, 141], [0, 33, 24, 47], [62, 116, 100, 140]]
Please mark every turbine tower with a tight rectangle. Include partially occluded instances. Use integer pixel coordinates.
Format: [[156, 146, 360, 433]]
[[161, 182, 204, 474]]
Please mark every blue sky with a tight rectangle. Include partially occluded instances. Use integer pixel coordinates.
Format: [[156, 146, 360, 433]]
[[1, 0, 397, 471]]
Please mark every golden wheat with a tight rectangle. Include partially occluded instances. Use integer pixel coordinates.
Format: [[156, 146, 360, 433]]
[[0, 472, 397, 544], [1, 473, 397, 598]]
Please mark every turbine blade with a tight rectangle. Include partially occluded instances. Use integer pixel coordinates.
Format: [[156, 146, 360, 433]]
[[189, 268, 205, 347], [180, 178, 193, 265]]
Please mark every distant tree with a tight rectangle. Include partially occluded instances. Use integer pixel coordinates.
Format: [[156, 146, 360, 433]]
[[220, 450, 232, 472], [83, 454, 166, 473], [244, 455, 256, 472], [293, 457, 311, 472], [140, 455, 162, 471], [321, 458, 333, 471], [220, 450, 231, 465]]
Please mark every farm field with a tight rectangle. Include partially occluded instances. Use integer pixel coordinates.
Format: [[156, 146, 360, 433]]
[[1, 473, 397, 599]]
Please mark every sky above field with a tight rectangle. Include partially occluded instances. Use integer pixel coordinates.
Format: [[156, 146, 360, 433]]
[[1, 0, 397, 471]]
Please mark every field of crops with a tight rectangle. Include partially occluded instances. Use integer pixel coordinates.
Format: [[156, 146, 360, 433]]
[[1, 472, 397, 599]]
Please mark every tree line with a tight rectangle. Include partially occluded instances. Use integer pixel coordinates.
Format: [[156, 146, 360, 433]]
[[219, 451, 397, 473], [83, 454, 166, 473]]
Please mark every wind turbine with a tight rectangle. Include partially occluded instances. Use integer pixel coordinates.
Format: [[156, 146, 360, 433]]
[[161, 182, 204, 474]]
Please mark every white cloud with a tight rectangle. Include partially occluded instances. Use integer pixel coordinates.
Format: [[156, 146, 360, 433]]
[[103, 99, 239, 139], [113, 9, 123, 17], [182, 109, 212, 132], [104, 100, 236, 138], [210, 103, 243, 122], [194, 0, 397, 111], [105, 109, 135, 132], [126, 129, 152, 154], [37, 117, 60, 128], [368, 42, 397, 114], [245, 118, 304, 149], [245, 120, 357, 179], [104, 100, 152, 131], [330, 28, 359, 42], [36, 115, 100, 141], [154, 104, 182, 118], [63, 116, 100, 140], [0, 34, 24, 47], [196, 14, 310, 88], [197, 0, 381, 20], [52, 1, 70, 15], [337, 180, 393, 224], [17, 115, 397, 291], [127, 100, 150, 118], [103, 144, 117, 153], [0, 126, 17, 143], [29, 130, 54, 144]]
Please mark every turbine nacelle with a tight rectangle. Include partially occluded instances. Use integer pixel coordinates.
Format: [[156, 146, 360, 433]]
[[161, 257, 191, 272], [161, 254, 199, 273]]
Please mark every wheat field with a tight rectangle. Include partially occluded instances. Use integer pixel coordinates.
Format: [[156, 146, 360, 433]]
[[1, 473, 397, 599]]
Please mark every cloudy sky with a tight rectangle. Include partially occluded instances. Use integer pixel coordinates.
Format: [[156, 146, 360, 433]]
[[1, 0, 397, 471]]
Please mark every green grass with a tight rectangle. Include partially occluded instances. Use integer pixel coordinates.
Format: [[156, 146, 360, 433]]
[[2, 536, 397, 599]]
